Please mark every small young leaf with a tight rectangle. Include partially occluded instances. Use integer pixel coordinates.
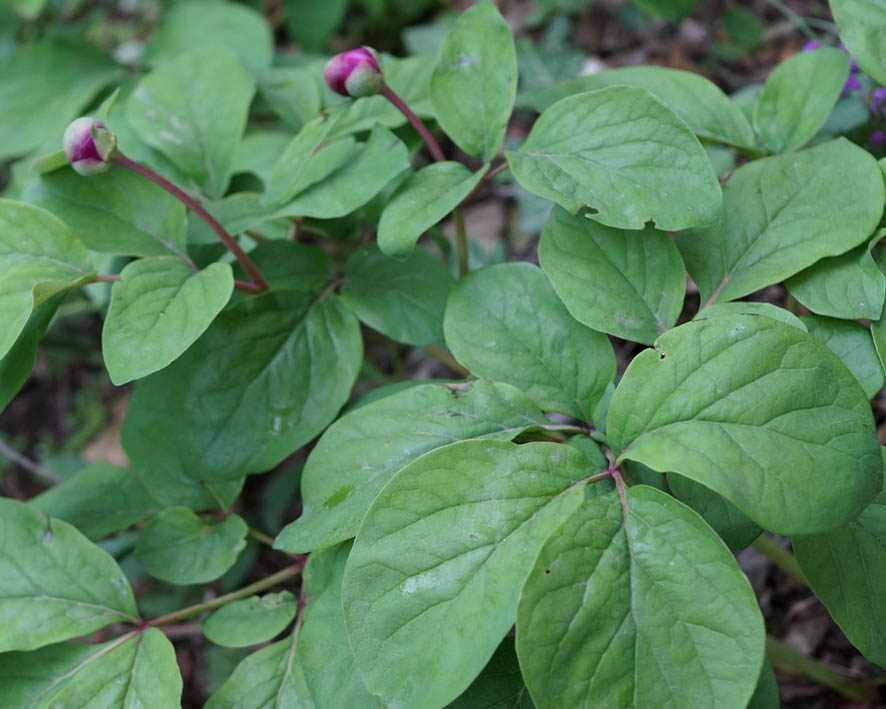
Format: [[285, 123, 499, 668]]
[[126, 47, 255, 199], [276, 379, 549, 553], [516, 486, 764, 708], [507, 86, 722, 231], [607, 315, 882, 534], [340, 244, 454, 345], [22, 166, 189, 258], [531, 65, 755, 149], [0, 498, 139, 652], [203, 592, 298, 648], [377, 162, 486, 257], [676, 139, 884, 304], [30, 462, 159, 541], [0, 200, 92, 361], [285, 0, 347, 53], [539, 205, 686, 345], [754, 47, 849, 154], [444, 262, 615, 420], [802, 315, 884, 399], [134, 507, 248, 585], [342, 440, 597, 708], [0, 628, 181, 708], [429, 1, 517, 161], [102, 257, 234, 384], [831, 0, 886, 85]]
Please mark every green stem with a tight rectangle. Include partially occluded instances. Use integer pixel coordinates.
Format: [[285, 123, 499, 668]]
[[764, 0, 817, 40], [454, 205, 468, 277], [751, 533, 808, 586], [424, 345, 470, 377], [248, 527, 277, 548], [765, 635, 870, 701], [141, 560, 306, 629]]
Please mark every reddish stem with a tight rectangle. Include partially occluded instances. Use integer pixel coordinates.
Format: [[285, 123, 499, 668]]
[[113, 152, 268, 292], [381, 84, 446, 163]]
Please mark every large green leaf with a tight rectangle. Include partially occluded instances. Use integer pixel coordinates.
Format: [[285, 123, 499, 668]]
[[506, 86, 722, 231], [831, 0, 886, 85], [275, 379, 549, 553], [203, 592, 298, 648], [377, 162, 486, 257], [21, 166, 189, 258], [0, 629, 181, 708], [0, 200, 92, 361], [122, 291, 361, 483], [342, 440, 598, 709], [0, 39, 121, 162], [754, 47, 849, 154], [145, 0, 273, 71], [135, 507, 248, 584], [667, 474, 762, 550], [794, 479, 886, 666], [443, 262, 615, 420], [516, 486, 764, 708], [277, 124, 410, 219], [530, 65, 755, 149], [256, 67, 322, 131], [675, 139, 884, 304], [607, 315, 882, 534], [429, 1, 517, 161], [126, 46, 254, 199], [802, 315, 884, 399], [340, 244, 453, 345], [285, 0, 347, 52], [539, 205, 686, 345], [0, 497, 139, 652], [30, 462, 159, 541], [102, 257, 234, 384], [786, 232, 886, 320]]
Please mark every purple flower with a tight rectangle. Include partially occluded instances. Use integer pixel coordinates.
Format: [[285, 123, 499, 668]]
[[63, 117, 116, 176], [840, 43, 861, 73], [843, 74, 863, 96], [802, 40, 821, 52], [323, 47, 384, 98], [872, 87, 886, 114], [872, 130, 885, 147]]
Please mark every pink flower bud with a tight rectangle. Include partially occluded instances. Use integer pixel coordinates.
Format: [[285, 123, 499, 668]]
[[63, 116, 116, 176], [323, 47, 384, 98]]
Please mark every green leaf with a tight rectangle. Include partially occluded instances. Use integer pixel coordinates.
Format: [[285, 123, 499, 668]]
[[21, 165, 189, 258], [443, 262, 615, 420], [675, 139, 885, 304], [278, 124, 410, 219], [507, 86, 721, 231], [0, 292, 63, 414], [539, 205, 686, 345], [516, 486, 764, 708], [0, 39, 121, 162], [340, 244, 453, 345], [667, 474, 762, 550], [132, 467, 244, 511], [449, 638, 534, 708], [30, 462, 159, 541], [256, 67, 322, 131], [696, 301, 807, 331], [802, 315, 884, 399], [748, 658, 780, 709], [103, 257, 234, 384], [126, 47, 255, 199], [0, 497, 139, 652], [145, 1, 273, 71], [0, 200, 92, 361], [203, 592, 298, 648], [831, 0, 886, 85], [342, 440, 597, 708], [754, 47, 849, 154], [632, 0, 697, 19], [607, 315, 882, 534], [530, 66, 755, 149], [135, 507, 247, 584], [122, 291, 362, 483], [233, 132, 294, 189], [872, 251, 886, 373], [275, 379, 549, 553], [786, 233, 886, 320], [429, 1, 517, 161], [377, 162, 486, 257], [0, 628, 181, 708], [285, 0, 347, 53], [794, 481, 886, 666]]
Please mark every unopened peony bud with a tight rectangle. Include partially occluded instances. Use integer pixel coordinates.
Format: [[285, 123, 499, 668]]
[[323, 47, 384, 98], [63, 117, 117, 176]]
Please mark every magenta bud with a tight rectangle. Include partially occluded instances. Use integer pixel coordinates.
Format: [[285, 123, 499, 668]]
[[63, 116, 117, 176], [323, 47, 384, 98]]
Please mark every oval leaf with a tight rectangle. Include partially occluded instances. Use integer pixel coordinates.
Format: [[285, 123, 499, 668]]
[[831, 0, 886, 85], [802, 315, 884, 399], [506, 86, 722, 231], [203, 592, 298, 648], [607, 314, 882, 534]]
